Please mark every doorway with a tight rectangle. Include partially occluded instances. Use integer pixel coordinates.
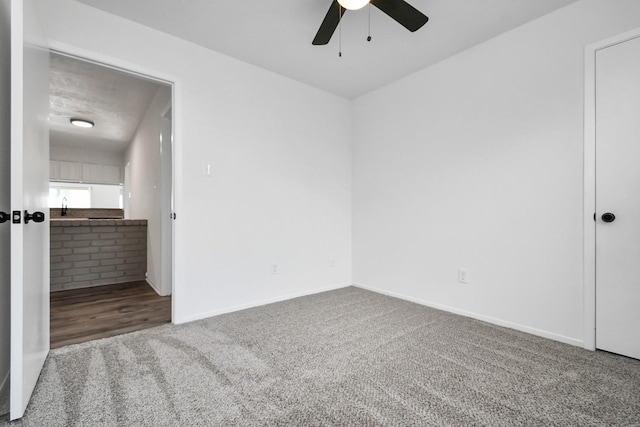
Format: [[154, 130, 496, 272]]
[[48, 51, 175, 347], [584, 28, 640, 359]]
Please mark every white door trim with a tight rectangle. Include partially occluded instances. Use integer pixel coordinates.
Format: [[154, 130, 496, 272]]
[[583, 26, 640, 351], [47, 41, 182, 323]]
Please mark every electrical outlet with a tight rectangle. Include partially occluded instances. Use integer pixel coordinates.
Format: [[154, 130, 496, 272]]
[[271, 264, 278, 275], [202, 162, 213, 177], [329, 256, 335, 268], [458, 268, 468, 284]]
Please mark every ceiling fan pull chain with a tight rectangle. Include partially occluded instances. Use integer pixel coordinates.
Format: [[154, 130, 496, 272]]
[[367, 2, 372, 42], [339, 4, 343, 57]]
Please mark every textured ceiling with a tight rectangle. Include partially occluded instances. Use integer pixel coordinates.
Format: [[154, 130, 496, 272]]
[[49, 52, 165, 154], [76, 0, 580, 99]]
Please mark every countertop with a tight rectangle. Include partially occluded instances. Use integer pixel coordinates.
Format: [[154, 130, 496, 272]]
[[50, 208, 125, 220], [50, 219, 147, 226]]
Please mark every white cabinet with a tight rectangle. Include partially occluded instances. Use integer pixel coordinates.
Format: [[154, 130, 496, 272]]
[[58, 161, 81, 181], [102, 165, 121, 184], [82, 163, 102, 183], [50, 160, 121, 184], [49, 160, 59, 180]]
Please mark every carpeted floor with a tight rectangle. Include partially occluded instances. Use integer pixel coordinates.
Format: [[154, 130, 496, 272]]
[[2, 286, 639, 426]]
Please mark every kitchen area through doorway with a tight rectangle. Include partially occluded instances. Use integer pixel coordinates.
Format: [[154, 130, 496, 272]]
[[48, 52, 174, 348]]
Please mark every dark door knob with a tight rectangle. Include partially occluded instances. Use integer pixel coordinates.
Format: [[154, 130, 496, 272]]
[[0, 211, 9, 224], [24, 210, 45, 224], [601, 212, 616, 223]]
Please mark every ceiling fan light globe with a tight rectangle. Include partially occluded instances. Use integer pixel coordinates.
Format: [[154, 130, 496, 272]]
[[337, 0, 369, 11]]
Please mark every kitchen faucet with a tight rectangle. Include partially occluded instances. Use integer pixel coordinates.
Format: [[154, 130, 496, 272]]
[[61, 197, 68, 216]]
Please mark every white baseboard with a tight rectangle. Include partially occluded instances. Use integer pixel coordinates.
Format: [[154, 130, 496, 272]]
[[174, 283, 352, 324], [353, 282, 584, 348]]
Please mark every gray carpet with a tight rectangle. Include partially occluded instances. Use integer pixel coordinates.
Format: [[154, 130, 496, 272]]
[[2, 286, 639, 426]]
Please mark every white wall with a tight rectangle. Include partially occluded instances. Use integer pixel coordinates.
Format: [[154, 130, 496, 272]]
[[124, 85, 171, 295], [37, 0, 353, 323], [353, 0, 640, 346], [0, 0, 11, 413]]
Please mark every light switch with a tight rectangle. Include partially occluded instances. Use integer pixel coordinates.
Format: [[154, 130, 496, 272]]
[[458, 268, 468, 284]]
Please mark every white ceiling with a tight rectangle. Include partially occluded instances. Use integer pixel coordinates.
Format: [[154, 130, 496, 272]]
[[49, 52, 164, 154], [51, 0, 579, 154], [76, 0, 580, 99]]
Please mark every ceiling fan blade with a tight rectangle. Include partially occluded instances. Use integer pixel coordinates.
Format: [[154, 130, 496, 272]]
[[370, 0, 428, 32], [312, 0, 346, 45]]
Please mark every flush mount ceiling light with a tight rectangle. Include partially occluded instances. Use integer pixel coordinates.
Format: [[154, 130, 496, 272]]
[[70, 118, 94, 128], [337, 0, 369, 10]]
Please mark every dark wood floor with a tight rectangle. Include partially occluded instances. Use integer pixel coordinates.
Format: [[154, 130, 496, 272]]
[[50, 281, 171, 349]]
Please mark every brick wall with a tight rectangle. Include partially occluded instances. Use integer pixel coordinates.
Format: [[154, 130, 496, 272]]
[[50, 219, 147, 291]]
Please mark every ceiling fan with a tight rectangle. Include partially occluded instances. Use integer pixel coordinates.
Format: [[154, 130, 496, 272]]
[[312, 0, 429, 45]]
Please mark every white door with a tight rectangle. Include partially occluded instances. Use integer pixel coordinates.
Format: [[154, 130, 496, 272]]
[[10, 0, 50, 420], [595, 35, 640, 360], [1, 0, 12, 411]]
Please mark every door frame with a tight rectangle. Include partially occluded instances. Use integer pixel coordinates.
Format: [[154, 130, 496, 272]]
[[583, 26, 640, 351], [49, 41, 181, 322], [160, 104, 173, 297]]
